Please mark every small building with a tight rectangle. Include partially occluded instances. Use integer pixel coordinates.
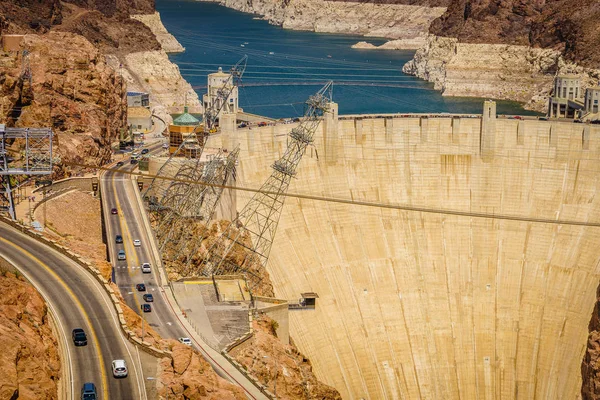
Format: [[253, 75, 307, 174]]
[[584, 87, 600, 116], [127, 92, 150, 109], [548, 75, 584, 119], [202, 67, 239, 120], [169, 106, 201, 157], [127, 107, 152, 132]]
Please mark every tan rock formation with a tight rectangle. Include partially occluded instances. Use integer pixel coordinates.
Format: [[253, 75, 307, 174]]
[[0, 32, 126, 177], [158, 343, 247, 400], [131, 12, 185, 54], [123, 50, 201, 116], [35, 190, 112, 280], [200, 0, 446, 44], [229, 315, 341, 400], [402, 35, 600, 112], [0, 268, 61, 400], [353, 37, 428, 50]]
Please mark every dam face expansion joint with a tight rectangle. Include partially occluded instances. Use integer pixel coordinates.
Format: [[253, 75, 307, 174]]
[[0, 125, 53, 219], [200, 82, 334, 284]]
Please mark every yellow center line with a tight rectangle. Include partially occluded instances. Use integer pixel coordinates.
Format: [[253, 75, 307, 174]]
[[0, 236, 109, 400], [111, 174, 143, 314]]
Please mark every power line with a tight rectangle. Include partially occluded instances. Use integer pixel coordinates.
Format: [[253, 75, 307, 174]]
[[63, 161, 600, 228]]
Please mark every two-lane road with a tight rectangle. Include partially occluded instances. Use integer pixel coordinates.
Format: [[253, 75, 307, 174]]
[[0, 222, 145, 400], [102, 161, 190, 341]]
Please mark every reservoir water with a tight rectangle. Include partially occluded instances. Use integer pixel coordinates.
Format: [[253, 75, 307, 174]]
[[157, 0, 536, 118]]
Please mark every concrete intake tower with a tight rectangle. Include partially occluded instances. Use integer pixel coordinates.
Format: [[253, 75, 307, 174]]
[[209, 102, 600, 399]]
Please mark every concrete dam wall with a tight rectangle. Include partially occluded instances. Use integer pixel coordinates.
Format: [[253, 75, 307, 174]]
[[207, 106, 600, 399]]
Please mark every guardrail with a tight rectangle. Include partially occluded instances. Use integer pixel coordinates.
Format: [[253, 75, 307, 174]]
[[0, 216, 173, 360]]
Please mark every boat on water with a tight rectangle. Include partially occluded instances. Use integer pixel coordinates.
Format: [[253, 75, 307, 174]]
[[240, 44, 245, 47], [269, 51, 275, 55]]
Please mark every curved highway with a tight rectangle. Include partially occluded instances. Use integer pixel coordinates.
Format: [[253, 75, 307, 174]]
[[0, 222, 145, 400]]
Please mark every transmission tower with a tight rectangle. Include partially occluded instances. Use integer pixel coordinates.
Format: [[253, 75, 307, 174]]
[[0, 125, 53, 219], [143, 55, 247, 199], [199, 82, 334, 284]]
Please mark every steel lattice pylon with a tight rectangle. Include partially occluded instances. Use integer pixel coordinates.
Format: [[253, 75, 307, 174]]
[[0, 125, 53, 218], [146, 148, 239, 273], [199, 82, 334, 284], [143, 55, 247, 200]]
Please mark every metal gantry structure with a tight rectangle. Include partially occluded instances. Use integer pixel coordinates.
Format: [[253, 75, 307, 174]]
[[144, 55, 247, 198], [198, 82, 334, 283], [143, 57, 248, 271], [0, 125, 53, 219]]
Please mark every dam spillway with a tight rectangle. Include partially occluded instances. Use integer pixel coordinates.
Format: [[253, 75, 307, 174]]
[[208, 105, 600, 399]]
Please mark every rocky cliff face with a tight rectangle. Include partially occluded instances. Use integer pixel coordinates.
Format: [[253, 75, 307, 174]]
[[583, 288, 600, 399], [0, 0, 160, 54], [0, 265, 61, 400], [0, 32, 127, 177], [200, 0, 446, 46], [230, 315, 342, 400], [158, 344, 247, 400], [429, 0, 600, 69], [402, 34, 600, 112]]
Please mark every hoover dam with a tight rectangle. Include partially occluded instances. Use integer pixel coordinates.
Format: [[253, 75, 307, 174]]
[[208, 103, 600, 399]]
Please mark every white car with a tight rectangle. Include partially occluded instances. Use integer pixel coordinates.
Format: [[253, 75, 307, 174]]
[[133, 239, 141, 247], [162, 143, 168, 149], [141, 262, 151, 273], [178, 337, 192, 346], [112, 359, 128, 378]]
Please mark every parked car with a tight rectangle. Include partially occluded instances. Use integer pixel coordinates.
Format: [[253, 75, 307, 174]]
[[81, 382, 97, 400], [72, 328, 87, 346], [117, 250, 126, 260], [111, 360, 128, 378], [162, 143, 169, 149], [143, 293, 154, 302], [237, 122, 247, 128], [178, 337, 192, 346], [538, 116, 549, 121], [292, 117, 301, 122], [258, 122, 267, 127], [115, 235, 123, 244], [111, 208, 118, 215], [141, 303, 151, 312], [141, 262, 151, 273], [136, 283, 146, 291], [133, 239, 141, 247]]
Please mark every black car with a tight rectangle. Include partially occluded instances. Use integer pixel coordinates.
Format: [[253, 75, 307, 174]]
[[115, 234, 123, 244], [141, 303, 151, 312], [116, 161, 124, 167], [72, 328, 87, 346], [130, 159, 138, 165], [111, 208, 118, 215], [292, 117, 301, 122], [136, 283, 146, 291], [141, 148, 149, 154], [143, 293, 154, 302]]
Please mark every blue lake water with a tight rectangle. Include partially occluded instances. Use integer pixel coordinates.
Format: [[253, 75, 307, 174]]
[[156, 0, 537, 118]]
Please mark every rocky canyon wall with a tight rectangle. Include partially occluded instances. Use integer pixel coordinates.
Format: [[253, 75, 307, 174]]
[[0, 260, 61, 400], [209, 114, 600, 399], [199, 0, 447, 48], [0, 32, 127, 177], [402, 35, 600, 112]]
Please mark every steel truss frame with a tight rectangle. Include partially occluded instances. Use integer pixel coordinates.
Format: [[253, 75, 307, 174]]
[[0, 125, 53, 218], [199, 82, 334, 284]]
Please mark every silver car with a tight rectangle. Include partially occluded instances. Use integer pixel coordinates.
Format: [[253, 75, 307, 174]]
[[117, 250, 126, 260], [112, 359, 128, 378]]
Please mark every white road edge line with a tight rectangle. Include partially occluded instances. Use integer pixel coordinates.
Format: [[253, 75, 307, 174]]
[[0, 252, 75, 400], [5, 226, 146, 400]]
